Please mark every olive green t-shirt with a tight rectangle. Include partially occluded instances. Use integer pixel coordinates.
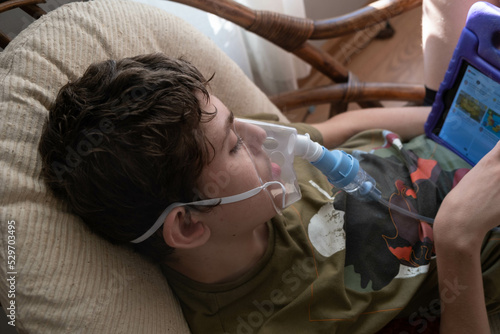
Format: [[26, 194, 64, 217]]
[[163, 123, 500, 333]]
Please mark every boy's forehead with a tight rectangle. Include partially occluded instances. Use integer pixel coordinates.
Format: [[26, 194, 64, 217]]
[[202, 95, 233, 146]]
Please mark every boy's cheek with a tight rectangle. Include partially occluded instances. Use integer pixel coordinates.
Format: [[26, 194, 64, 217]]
[[226, 161, 242, 176], [198, 170, 231, 198], [199, 168, 253, 198], [252, 158, 273, 182]]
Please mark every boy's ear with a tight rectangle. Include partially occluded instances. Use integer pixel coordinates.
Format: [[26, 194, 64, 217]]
[[162, 207, 210, 249]]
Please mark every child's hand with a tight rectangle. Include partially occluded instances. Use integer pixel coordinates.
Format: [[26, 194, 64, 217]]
[[434, 140, 500, 248]]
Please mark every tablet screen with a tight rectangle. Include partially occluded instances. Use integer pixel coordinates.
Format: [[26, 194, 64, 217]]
[[436, 62, 500, 165]]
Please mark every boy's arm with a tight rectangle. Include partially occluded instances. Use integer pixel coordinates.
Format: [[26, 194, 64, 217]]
[[434, 235, 490, 333], [433, 142, 500, 333], [310, 106, 431, 148]]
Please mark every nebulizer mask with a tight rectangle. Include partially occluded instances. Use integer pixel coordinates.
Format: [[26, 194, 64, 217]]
[[234, 119, 303, 211], [235, 118, 385, 202], [240, 121, 439, 226]]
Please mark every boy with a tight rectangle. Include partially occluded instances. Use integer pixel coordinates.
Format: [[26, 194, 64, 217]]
[[38, 53, 499, 333], [38, 0, 500, 332]]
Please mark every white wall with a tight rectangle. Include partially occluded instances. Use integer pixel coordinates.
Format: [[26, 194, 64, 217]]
[[304, 0, 368, 19], [304, 0, 368, 47]]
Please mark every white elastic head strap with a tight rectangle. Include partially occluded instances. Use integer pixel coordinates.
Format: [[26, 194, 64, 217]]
[[130, 181, 285, 243]]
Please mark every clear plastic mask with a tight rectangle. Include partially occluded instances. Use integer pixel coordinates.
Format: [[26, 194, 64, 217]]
[[234, 118, 302, 212]]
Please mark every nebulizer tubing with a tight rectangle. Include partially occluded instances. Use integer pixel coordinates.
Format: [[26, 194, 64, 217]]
[[294, 134, 436, 224]]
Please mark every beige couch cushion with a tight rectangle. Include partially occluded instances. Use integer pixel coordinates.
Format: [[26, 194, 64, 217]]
[[0, 0, 284, 332]]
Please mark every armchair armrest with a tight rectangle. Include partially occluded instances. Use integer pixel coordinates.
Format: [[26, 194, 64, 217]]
[[270, 82, 425, 111]]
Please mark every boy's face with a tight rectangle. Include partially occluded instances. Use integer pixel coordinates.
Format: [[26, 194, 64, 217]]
[[197, 95, 278, 237]]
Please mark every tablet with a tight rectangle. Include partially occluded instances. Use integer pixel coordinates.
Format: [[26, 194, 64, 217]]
[[425, 2, 500, 166]]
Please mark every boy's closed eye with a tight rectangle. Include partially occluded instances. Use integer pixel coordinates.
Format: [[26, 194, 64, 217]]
[[230, 136, 243, 154]]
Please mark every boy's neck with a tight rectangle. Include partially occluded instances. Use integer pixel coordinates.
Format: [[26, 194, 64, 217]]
[[166, 223, 270, 284]]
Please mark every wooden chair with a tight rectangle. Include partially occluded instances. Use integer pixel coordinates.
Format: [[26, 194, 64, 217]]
[[1, 0, 424, 119]]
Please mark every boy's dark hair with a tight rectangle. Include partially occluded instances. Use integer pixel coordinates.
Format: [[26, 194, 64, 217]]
[[38, 53, 216, 262]]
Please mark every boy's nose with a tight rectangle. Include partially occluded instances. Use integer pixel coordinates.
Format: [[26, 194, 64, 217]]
[[237, 122, 267, 155]]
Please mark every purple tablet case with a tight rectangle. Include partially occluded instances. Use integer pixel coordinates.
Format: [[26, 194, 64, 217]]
[[425, 2, 500, 165]]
